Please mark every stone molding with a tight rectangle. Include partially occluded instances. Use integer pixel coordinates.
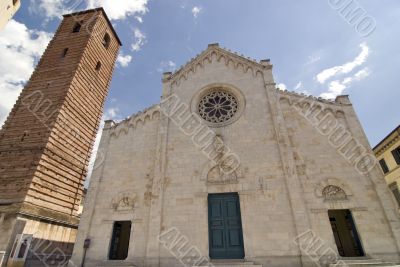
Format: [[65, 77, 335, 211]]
[[200, 160, 245, 185], [163, 44, 270, 88], [278, 90, 352, 109], [315, 178, 353, 200], [373, 131, 400, 157], [108, 105, 160, 138], [111, 192, 138, 212], [278, 95, 351, 124]]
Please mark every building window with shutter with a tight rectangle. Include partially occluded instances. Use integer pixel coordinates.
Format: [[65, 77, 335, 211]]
[[379, 159, 390, 174], [389, 182, 400, 207], [392, 146, 400, 165]]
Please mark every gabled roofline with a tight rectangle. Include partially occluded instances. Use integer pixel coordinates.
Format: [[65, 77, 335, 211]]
[[162, 43, 272, 83], [63, 7, 122, 46]]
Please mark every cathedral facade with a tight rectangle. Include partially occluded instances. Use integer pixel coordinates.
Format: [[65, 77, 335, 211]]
[[70, 44, 400, 267]]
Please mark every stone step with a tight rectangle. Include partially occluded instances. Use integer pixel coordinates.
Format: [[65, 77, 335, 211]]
[[211, 264, 261, 266], [332, 264, 400, 267], [25, 261, 68, 267], [330, 258, 400, 267], [200, 260, 262, 267], [25, 254, 70, 267]]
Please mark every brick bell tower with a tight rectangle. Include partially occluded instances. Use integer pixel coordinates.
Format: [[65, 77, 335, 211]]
[[0, 8, 121, 265]]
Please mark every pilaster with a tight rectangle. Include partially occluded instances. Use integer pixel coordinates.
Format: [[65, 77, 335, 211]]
[[261, 67, 312, 263]]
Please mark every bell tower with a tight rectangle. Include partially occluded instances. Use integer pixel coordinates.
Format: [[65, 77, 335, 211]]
[[0, 8, 121, 265]]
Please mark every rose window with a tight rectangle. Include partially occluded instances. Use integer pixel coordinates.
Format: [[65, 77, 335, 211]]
[[198, 90, 238, 124]]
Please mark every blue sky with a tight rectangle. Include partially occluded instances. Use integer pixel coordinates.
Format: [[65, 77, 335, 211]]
[[1, 0, 399, 148]]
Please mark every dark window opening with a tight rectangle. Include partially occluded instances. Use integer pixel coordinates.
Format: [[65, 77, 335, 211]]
[[95, 61, 102, 71], [103, 33, 111, 49], [392, 146, 400, 165], [13, 0, 19, 6], [379, 159, 390, 174], [21, 132, 28, 142], [109, 221, 131, 260], [62, 48, 69, 58], [389, 183, 400, 207], [17, 240, 28, 259], [72, 22, 82, 33]]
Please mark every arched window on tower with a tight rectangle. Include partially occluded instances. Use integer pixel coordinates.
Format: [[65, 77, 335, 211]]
[[72, 21, 82, 33], [61, 48, 69, 58], [102, 33, 111, 49], [95, 61, 102, 71]]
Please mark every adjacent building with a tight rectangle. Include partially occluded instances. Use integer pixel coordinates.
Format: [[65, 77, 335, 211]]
[[70, 44, 400, 267], [0, 8, 121, 266], [0, 0, 21, 31], [373, 126, 400, 209]]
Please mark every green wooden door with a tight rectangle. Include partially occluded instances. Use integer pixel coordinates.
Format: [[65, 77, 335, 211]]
[[208, 193, 245, 259]]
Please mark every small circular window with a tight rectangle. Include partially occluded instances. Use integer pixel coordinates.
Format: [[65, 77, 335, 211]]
[[198, 90, 238, 124]]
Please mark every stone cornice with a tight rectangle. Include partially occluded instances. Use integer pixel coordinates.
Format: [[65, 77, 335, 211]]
[[373, 127, 400, 157], [276, 89, 352, 107], [107, 104, 160, 138], [163, 43, 272, 87]]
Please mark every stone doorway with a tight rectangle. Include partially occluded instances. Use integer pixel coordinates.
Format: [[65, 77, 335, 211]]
[[208, 193, 245, 259], [108, 221, 131, 260], [328, 209, 364, 257]]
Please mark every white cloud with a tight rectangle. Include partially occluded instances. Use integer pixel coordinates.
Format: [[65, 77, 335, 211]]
[[276, 83, 287, 91], [192, 6, 202, 18], [320, 81, 347, 99], [104, 107, 120, 120], [305, 55, 321, 66], [294, 81, 303, 90], [31, 0, 149, 21], [320, 67, 371, 99], [29, 0, 77, 20], [341, 68, 371, 86], [87, 0, 149, 20], [135, 16, 143, 23], [117, 53, 132, 67], [316, 43, 369, 84], [157, 60, 177, 73], [0, 20, 52, 127], [131, 28, 147, 51], [354, 68, 371, 80]]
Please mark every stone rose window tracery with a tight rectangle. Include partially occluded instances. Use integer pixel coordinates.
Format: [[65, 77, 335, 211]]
[[198, 90, 238, 124]]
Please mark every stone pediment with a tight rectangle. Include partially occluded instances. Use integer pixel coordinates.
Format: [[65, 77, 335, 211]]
[[162, 43, 272, 87]]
